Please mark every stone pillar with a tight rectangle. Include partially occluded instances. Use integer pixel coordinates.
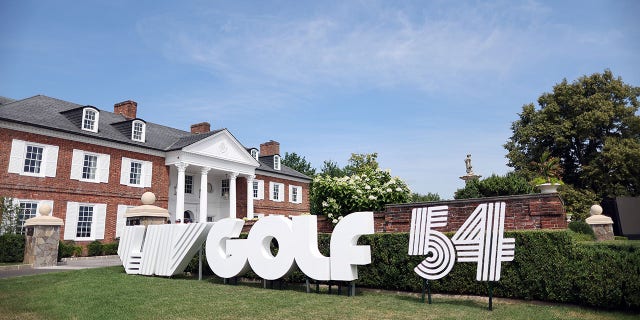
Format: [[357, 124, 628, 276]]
[[126, 192, 170, 226], [175, 162, 188, 222], [246, 175, 255, 219], [585, 205, 614, 241], [229, 172, 238, 219], [23, 204, 63, 268], [199, 167, 211, 223]]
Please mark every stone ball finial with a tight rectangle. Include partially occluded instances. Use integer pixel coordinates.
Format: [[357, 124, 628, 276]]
[[141, 192, 156, 205], [38, 203, 52, 216], [590, 204, 603, 216]]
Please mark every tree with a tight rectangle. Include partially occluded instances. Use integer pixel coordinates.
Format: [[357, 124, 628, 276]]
[[319, 160, 346, 178], [0, 197, 21, 235], [410, 192, 441, 202], [504, 70, 640, 198], [281, 152, 316, 177], [344, 153, 380, 176]]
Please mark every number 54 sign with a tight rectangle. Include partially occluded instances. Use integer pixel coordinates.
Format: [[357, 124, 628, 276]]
[[408, 202, 515, 281]]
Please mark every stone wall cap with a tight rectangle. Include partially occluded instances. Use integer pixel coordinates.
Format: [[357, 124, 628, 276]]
[[24, 215, 64, 226], [125, 205, 170, 218], [586, 215, 613, 225]]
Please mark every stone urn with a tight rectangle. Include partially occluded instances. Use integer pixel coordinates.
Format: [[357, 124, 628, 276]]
[[537, 183, 561, 194]]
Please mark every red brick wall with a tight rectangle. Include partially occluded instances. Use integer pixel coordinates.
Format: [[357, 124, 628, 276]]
[[312, 193, 566, 233], [0, 128, 169, 243], [246, 174, 310, 217]]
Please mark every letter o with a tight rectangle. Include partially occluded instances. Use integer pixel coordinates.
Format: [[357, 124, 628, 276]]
[[247, 215, 296, 280]]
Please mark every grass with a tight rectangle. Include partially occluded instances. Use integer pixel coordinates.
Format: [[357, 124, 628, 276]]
[[0, 266, 637, 320]]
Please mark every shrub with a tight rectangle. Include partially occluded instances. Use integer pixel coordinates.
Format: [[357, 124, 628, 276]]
[[560, 185, 599, 221], [58, 241, 80, 260], [0, 233, 25, 262], [455, 172, 532, 199], [87, 240, 104, 256], [103, 242, 119, 255]]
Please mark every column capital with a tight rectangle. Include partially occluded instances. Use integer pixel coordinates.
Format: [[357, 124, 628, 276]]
[[201, 167, 211, 175], [175, 162, 189, 172], [228, 172, 239, 180], [246, 174, 256, 182]]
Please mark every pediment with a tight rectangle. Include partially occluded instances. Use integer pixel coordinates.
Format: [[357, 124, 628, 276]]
[[181, 130, 259, 166]]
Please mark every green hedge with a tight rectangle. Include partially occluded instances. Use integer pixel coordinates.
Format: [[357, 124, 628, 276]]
[[201, 230, 638, 311], [0, 234, 25, 262]]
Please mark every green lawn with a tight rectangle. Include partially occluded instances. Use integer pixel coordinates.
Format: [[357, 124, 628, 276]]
[[0, 266, 636, 320]]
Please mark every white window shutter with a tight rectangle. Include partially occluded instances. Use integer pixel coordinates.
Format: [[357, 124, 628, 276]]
[[289, 185, 294, 203], [120, 158, 131, 185], [37, 200, 54, 216], [98, 154, 110, 183], [258, 180, 264, 200], [298, 187, 303, 203], [70, 149, 83, 180], [94, 204, 107, 240], [8, 139, 25, 174], [116, 205, 128, 238], [269, 182, 274, 200], [64, 202, 79, 240], [143, 161, 153, 187], [44, 145, 59, 177]]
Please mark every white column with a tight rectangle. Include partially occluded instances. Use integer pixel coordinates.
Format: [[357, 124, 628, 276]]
[[246, 175, 255, 219], [228, 172, 238, 219], [199, 167, 211, 223], [175, 162, 188, 222]]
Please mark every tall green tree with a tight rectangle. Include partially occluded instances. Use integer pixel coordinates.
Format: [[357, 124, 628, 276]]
[[281, 152, 316, 177], [344, 153, 380, 176], [319, 160, 346, 178], [504, 70, 640, 198]]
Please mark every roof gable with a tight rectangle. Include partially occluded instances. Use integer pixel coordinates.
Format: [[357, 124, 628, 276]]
[[182, 129, 259, 166]]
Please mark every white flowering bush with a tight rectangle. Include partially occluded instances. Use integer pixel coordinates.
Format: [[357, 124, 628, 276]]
[[311, 169, 411, 223]]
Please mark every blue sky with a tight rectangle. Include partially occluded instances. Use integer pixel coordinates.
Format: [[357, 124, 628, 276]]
[[1, 0, 638, 198]]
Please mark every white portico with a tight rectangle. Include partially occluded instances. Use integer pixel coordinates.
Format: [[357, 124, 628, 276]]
[[165, 129, 260, 223]]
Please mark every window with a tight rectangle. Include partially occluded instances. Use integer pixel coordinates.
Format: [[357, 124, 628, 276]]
[[82, 154, 98, 180], [82, 107, 99, 132], [17, 202, 38, 234], [120, 157, 152, 187], [274, 155, 281, 170], [71, 149, 109, 183], [76, 205, 94, 238], [132, 120, 146, 142], [23, 145, 43, 174], [64, 202, 106, 241], [185, 175, 194, 194], [251, 149, 259, 160], [221, 179, 229, 197], [129, 161, 142, 185], [8, 139, 59, 177], [253, 180, 264, 200], [289, 185, 302, 204], [270, 182, 284, 202]]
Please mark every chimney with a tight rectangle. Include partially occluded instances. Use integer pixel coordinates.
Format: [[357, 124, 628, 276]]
[[191, 122, 211, 134], [114, 100, 138, 119], [260, 140, 280, 156]]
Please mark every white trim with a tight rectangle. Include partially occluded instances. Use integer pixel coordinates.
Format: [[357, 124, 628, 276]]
[[253, 180, 265, 200], [255, 171, 311, 184], [82, 107, 99, 133], [8, 139, 58, 178], [289, 185, 302, 204], [0, 120, 166, 157], [132, 120, 146, 142], [269, 182, 284, 202], [274, 155, 281, 170]]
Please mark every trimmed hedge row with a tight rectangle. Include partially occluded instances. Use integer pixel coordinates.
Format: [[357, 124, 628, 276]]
[[0, 234, 25, 262], [197, 230, 638, 311]]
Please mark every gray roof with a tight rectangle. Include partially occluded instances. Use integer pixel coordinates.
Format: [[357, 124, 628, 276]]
[[0, 96, 15, 106], [0, 94, 311, 181], [257, 155, 311, 181], [0, 95, 197, 151]]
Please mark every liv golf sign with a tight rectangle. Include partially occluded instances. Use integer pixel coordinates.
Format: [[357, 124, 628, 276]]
[[118, 202, 514, 283]]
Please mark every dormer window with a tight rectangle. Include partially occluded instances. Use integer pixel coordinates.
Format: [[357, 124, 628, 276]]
[[132, 120, 146, 142], [274, 155, 281, 170], [251, 149, 259, 161], [82, 107, 99, 133]]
